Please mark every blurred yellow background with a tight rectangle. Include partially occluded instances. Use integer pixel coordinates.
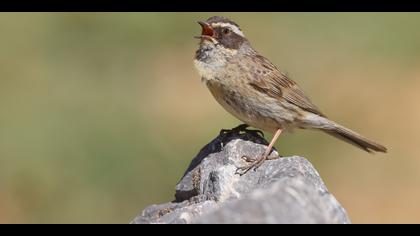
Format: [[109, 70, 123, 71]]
[[0, 13, 419, 223]]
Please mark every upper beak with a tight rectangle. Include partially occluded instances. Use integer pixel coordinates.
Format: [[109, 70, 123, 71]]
[[197, 21, 214, 38]]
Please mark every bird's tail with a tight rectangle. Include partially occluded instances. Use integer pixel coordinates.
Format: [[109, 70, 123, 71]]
[[324, 121, 387, 153], [302, 114, 387, 153]]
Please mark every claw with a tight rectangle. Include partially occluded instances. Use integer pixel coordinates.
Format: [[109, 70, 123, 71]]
[[235, 128, 283, 176], [235, 165, 254, 176], [241, 155, 256, 162], [235, 155, 264, 175], [236, 151, 279, 176]]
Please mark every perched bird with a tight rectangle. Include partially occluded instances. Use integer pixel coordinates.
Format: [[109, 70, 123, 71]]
[[193, 16, 387, 175]]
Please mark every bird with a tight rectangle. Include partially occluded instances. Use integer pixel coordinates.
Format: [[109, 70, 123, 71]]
[[193, 16, 387, 175]]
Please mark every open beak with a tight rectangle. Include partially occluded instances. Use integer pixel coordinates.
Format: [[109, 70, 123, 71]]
[[195, 21, 214, 39]]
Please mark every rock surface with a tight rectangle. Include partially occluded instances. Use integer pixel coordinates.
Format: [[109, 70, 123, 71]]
[[131, 129, 350, 224]]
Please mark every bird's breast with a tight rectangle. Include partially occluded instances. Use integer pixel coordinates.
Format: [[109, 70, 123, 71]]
[[205, 79, 286, 133]]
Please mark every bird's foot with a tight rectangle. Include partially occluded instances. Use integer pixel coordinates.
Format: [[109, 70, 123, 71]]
[[235, 154, 267, 176], [235, 152, 282, 176], [235, 128, 283, 176]]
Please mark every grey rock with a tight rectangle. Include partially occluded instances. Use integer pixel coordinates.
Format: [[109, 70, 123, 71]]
[[131, 130, 350, 224]]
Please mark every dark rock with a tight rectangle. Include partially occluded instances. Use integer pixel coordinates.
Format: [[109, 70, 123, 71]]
[[131, 130, 350, 224]]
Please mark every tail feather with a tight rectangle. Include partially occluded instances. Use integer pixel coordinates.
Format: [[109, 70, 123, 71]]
[[324, 123, 387, 153]]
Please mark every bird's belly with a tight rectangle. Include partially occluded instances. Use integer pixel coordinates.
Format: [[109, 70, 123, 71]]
[[206, 81, 293, 133]]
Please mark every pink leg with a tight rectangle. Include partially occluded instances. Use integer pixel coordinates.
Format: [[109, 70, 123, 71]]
[[236, 128, 283, 175]]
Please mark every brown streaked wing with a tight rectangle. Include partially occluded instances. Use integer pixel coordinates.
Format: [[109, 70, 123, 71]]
[[248, 54, 326, 117]]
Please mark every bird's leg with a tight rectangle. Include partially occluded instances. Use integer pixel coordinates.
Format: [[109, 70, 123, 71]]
[[241, 153, 282, 162], [236, 128, 283, 175]]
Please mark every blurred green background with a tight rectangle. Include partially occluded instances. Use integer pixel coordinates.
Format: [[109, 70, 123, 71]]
[[0, 13, 419, 223]]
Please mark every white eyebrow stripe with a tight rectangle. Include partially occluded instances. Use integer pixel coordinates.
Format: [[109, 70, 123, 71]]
[[210, 22, 245, 37]]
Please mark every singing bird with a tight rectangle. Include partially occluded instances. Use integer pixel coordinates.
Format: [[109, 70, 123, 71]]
[[193, 16, 387, 174]]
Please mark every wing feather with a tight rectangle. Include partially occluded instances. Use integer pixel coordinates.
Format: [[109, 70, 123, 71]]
[[247, 54, 325, 117]]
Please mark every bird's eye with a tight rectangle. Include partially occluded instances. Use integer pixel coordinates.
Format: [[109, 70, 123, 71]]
[[222, 28, 231, 35]]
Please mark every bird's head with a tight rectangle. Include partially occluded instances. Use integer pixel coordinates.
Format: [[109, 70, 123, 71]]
[[194, 16, 251, 80], [195, 16, 248, 51]]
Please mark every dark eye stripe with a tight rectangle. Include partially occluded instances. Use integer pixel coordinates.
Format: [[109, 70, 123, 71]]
[[214, 27, 231, 35], [212, 26, 245, 50]]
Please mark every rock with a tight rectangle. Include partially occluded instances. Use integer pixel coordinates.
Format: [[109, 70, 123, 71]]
[[131, 129, 351, 224]]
